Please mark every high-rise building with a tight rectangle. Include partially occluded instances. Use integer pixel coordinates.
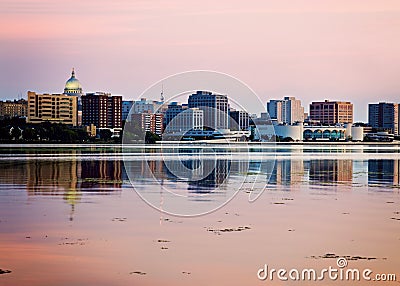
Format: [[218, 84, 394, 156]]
[[230, 110, 249, 130], [132, 98, 163, 114], [188, 91, 229, 130], [131, 112, 164, 135], [27, 91, 78, 126], [81, 92, 122, 128], [309, 100, 353, 125], [368, 102, 399, 135], [267, 96, 304, 124], [166, 108, 203, 132], [122, 100, 133, 121], [0, 99, 28, 118], [164, 102, 187, 127]]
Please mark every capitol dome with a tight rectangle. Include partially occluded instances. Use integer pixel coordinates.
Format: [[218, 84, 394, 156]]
[[64, 68, 83, 95]]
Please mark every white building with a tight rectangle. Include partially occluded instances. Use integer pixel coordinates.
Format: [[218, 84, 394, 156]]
[[267, 96, 304, 124], [166, 108, 203, 133]]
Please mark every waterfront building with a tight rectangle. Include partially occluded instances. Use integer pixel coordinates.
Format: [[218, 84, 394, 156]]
[[230, 110, 249, 131], [188, 91, 229, 130], [309, 100, 353, 125], [81, 92, 122, 129], [27, 91, 78, 126], [0, 99, 28, 118], [267, 96, 304, 124], [166, 108, 203, 133], [368, 102, 399, 135], [164, 102, 187, 127], [131, 112, 164, 135], [272, 123, 362, 141], [122, 100, 133, 121], [133, 98, 163, 114]]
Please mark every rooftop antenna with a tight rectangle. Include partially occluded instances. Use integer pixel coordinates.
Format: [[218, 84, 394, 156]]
[[160, 83, 164, 102]]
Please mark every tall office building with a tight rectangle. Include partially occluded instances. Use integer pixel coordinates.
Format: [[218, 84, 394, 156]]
[[0, 99, 28, 118], [368, 102, 399, 135], [81, 92, 122, 128], [188, 91, 229, 130], [267, 96, 304, 124], [122, 100, 133, 121], [164, 102, 187, 127], [132, 98, 163, 114], [131, 112, 164, 135], [166, 108, 203, 132], [27, 91, 78, 126], [309, 100, 353, 125], [230, 110, 249, 130]]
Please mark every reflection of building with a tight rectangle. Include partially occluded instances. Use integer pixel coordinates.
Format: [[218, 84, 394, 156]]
[[0, 99, 28, 118], [267, 96, 304, 124], [26, 159, 79, 194], [368, 160, 400, 186], [81, 160, 122, 188], [309, 160, 353, 183], [188, 91, 229, 130], [27, 91, 78, 126], [368, 102, 399, 135], [269, 160, 304, 185], [188, 159, 230, 190], [81, 92, 122, 128], [310, 100, 353, 125], [230, 110, 249, 131]]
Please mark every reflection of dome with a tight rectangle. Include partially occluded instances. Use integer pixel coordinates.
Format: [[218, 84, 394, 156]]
[[64, 68, 83, 95]]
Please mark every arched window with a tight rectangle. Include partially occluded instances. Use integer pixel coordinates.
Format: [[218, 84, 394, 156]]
[[314, 130, 322, 139], [304, 129, 313, 139], [323, 130, 331, 139]]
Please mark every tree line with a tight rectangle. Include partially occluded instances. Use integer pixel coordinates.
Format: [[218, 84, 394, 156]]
[[0, 118, 121, 143]]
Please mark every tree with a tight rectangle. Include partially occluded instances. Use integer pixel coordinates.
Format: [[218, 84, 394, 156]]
[[99, 129, 113, 141], [0, 127, 10, 141], [145, 131, 161, 144], [10, 127, 21, 141], [23, 128, 37, 141]]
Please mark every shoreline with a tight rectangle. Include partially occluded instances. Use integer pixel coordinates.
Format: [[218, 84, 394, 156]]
[[1, 141, 400, 148]]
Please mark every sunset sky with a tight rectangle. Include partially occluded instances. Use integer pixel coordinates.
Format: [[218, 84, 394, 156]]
[[1, 0, 400, 121]]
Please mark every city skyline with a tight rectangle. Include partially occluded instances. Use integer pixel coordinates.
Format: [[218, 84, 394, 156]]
[[1, 1, 400, 122]]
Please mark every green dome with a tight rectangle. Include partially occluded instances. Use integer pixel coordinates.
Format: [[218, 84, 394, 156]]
[[64, 68, 83, 95]]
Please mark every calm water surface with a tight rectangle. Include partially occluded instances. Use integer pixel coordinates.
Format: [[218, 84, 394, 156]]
[[0, 144, 399, 285]]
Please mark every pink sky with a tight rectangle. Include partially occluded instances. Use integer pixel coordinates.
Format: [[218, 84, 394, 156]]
[[1, 0, 400, 121]]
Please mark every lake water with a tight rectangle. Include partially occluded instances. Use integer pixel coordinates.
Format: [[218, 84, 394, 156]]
[[0, 144, 399, 285]]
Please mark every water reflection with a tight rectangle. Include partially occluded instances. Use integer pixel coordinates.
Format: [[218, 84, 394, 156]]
[[368, 159, 400, 186], [308, 160, 353, 184], [0, 154, 123, 221], [1, 148, 400, 217]]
